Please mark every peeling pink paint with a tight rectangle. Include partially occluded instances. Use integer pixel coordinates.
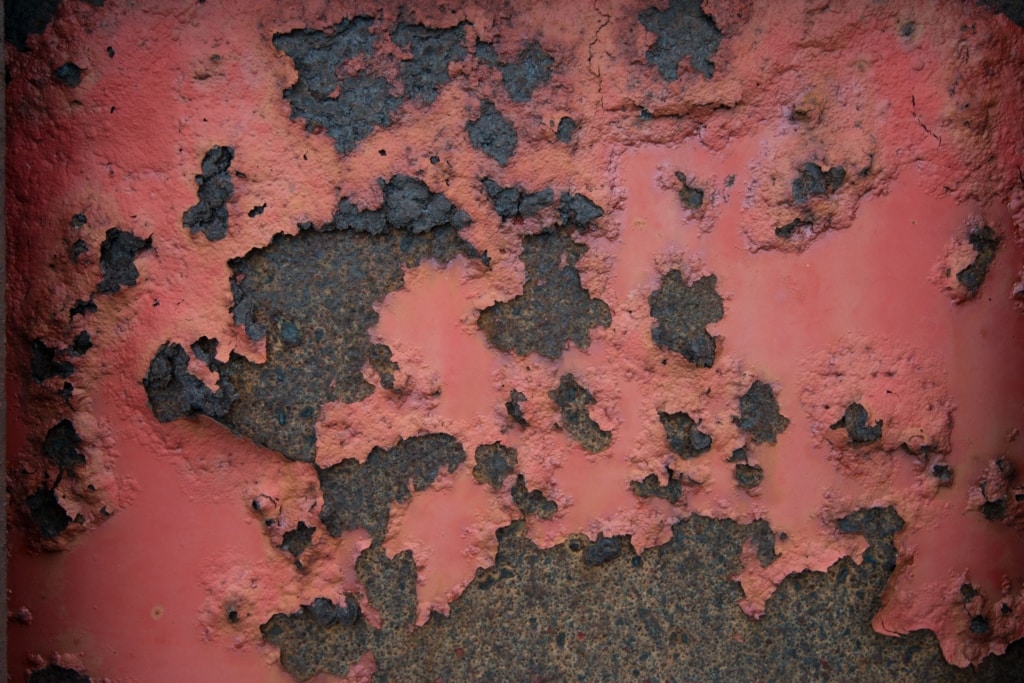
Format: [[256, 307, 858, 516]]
[[6, 0, 1024, 679]]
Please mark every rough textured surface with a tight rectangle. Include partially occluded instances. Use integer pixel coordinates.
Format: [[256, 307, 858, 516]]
[[659, 410, 712, 459], [649, 271, 724, 368], [182, 146, 235, 241], [639, 0, 722, 79], [318, 434, 466, 542], [733, 380, 790, 444], [7, 1, 1024, 680], [478, 229, 611, 359], [466, 99, 518, 166], [260, 508, 1024, 681], [549, 374, 612, 453], [95, 228, 151, 294], [28, 665, 92, 683], [957, 225, 1001, 296]]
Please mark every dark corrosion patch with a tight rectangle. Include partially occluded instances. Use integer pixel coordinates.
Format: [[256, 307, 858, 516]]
[[317, 434, 466, 542], [659, 410, 712, 459], [183, 146, 235, 241], [273, 18, 395, 155], [957, 225, 1001, 296], [675, 171, 704, 209], [556, 116, 577, 143], [511, 474, 559, 519], [281, 521, 316, 564], [649, 270, 724, 368], [630, 466, 683, 504], [43, 419, 86, 474], [482, 178, 554, 219], [5, 0, 61, 51], [146, 175, 477, 462], [27, 486, 71, 540], [473, 442, 518, 489], [466, 99, 518, 166], [31, 339, 74, 382], [261, 507, 1023, 681], [478, 229, 611, 359], [390, 22, 467, 104], [550, 374, 612, 453], [53, 62, 83, 87], [143, 342, 236, 423], [733, 380, 790, 444], [830, 402, 883, 445], [639, 0, 723, 80], [274, 19, 468, 155], [28, 665, 92, 683], [95, 227, 152, 294], [505, 389, 528, 426], [500, 41, 555, 102], [792, 162, 846, 205]]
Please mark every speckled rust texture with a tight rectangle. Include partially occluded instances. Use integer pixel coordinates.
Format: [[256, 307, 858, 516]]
[[6, 0, 1024, 681], [262, 508, 1024, 681]]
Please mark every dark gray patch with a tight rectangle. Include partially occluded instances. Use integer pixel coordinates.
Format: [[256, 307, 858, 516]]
[[649, 270, 724, 368], [734, 463, 764, 489], [317, 434, 465, 542], [479, 229, 610, 359], [500, 41, 555, 102], [210, 177, 478, 461], [639, 0, 722, 79], [631, 467, 683, 504], [381, 174, 471, 233], [582, 534, 623, 566], [53, 62, 82, 87], [390, 23, 467, 104], [556, 116, 577, 143], [71, 213, 88, 228], [43, 419, 86, 473], [248, 203, 267, 218], [481, 178, 554, 219], [281, 521, 316, 560], [27, 486, 71, 539], [675, 171, 704, 209], [506, 389, 528, 426], [830, 403, 883, 445], [775, 216, 812, 239], [28, 665, 92, 683], [95, 227, 152, 294], [473, 442, 518, 489], [71, 330, 92, 355], [466, 99, 518, 166], [792, 162, 846, 205], [5, 0, 61, 51], [932, 463, 954, 486], [749, 520, 778, 567], [511, 474, 558, 519], [558, 191, 604, 228], [31, 339, 73, 382], [143, 342, 236, 422], [980, 0, 1024, 28], [733, 380, 790, 444], [70, 298, 97, 319], [981, 498, 1007, 521], [550, 374, 612, 453], [273, 18, 400, 156], [183, 146, 235, 241], [367, 343, 399, 390], [70, 239, 88, 262], [263, 506, 1023, 681], [956, 225, 1000, 296], [659, 410, 711, 459]]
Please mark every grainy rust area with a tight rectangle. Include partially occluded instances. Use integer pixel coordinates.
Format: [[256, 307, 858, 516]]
[[262, 508, 1023, 681]]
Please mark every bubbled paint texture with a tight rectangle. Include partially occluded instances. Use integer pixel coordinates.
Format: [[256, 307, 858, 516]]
[[6, 0, 1024, 681]]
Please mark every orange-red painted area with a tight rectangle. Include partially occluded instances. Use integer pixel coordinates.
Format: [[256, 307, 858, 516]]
[[6, 0, 1024, 680]]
